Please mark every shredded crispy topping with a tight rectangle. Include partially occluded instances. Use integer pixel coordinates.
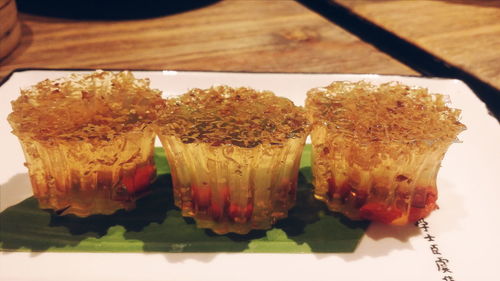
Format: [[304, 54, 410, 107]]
[[306, 81, 466, 145], [156, 86, 309, 148], [8, 70, 164, 142]]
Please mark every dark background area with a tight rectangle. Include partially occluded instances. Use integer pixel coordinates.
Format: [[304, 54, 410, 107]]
[[16, 0, 220, 20]]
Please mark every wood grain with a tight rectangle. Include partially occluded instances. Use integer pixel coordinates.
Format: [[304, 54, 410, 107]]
[[0, 0, 20, 60], [0, 0, 17, 33], [0, 0, 417, 80], [332, 0, 500, 90]]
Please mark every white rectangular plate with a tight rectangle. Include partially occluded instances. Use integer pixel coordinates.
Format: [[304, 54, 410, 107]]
[[1, 70, 499, 281]]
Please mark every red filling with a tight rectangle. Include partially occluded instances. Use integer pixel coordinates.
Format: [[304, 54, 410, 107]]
[[210, 203, 224, 221], [122, 164, 155, 194], [192, 185, 212, 212], [327, 178, 438, 224], [359, 202, 403, 224], [228, 202, 254, 222], [408, 187, 438, 222], [209, 186, 229, 221], [190, 184, 258, 222]]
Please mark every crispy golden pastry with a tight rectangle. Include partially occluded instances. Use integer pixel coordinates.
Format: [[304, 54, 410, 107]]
[[306, 81, 465, 225], [156, 86, 309, 234], [8, 70, 164, 217]]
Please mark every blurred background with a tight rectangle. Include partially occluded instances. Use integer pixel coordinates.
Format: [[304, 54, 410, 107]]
[[0, 0, 499, 117], [15, 0, 220, 19]]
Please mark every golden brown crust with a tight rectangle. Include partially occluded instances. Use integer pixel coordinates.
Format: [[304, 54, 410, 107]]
[[306, 81, 466, 145], [8, 70, 164, 143], [156, 86, 310, 148]]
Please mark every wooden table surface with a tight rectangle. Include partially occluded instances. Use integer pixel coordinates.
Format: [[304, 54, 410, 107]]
[[332, 0, 500, 90], [0, 0, 418, 80], [1, 0, 498, 117]]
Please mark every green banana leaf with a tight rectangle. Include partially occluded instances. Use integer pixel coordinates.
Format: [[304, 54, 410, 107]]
[[0, 145, 368, 253]]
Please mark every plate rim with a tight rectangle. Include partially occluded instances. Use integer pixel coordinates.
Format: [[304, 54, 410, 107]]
[[1, 68, 499, 281], [0, 67, 467, 88]]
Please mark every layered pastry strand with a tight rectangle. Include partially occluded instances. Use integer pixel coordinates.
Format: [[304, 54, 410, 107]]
[[156, 86, 309, 234], [305, 81, 466, 225], [7, 71, 164, 217]]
